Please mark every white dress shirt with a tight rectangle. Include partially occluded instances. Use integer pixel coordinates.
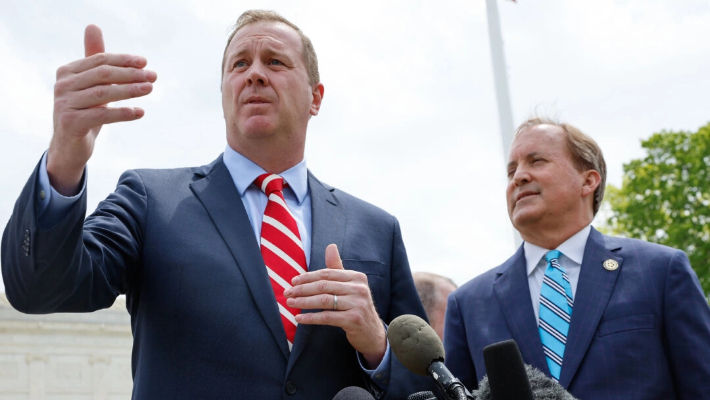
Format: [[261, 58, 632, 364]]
[[525, 225, 591, 323]]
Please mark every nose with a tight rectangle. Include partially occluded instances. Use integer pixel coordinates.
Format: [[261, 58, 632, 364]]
[[511, 165, 531, 187], [245, 62, 269, 87]]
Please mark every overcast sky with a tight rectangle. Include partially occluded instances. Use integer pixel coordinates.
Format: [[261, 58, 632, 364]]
[[1, 0, 709, 292]]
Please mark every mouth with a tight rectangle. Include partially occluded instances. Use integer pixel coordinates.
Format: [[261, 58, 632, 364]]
[[516, 191, 538, 203], [245, 96, 271, 105]]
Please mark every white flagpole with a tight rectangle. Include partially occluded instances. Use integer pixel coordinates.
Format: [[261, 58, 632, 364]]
[[485, 0, 522, 247]]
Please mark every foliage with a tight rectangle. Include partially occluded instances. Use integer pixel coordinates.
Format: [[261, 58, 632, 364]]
[[605, 122, 710, 297]]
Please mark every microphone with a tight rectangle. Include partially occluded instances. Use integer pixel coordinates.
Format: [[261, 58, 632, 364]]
[[388, 315, 472, 400], [479, 340, 578, 400], [481, 340, 533, 400], [332, 386, 375, 400], [407, 391, 438, 400]]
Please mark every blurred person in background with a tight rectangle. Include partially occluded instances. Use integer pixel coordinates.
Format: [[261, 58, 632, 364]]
[[413, 272, 457, 340]]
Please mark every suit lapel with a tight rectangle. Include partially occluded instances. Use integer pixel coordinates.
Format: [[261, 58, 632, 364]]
[[189, 157, 290, 361], [287, 171, 346, 372], [494, 246, 549, 373], [303, 172, 345, 274], [558, 228, 622, 387]]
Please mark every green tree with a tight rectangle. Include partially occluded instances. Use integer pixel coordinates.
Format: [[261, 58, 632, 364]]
[[605, 122, 710, 298]]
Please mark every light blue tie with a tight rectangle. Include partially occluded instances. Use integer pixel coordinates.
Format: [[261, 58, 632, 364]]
[[539, 250, 573, 381]]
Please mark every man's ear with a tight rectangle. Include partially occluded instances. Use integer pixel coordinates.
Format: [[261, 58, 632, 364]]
[[310, 83, 325, 116], [581, 169, 601, 198]]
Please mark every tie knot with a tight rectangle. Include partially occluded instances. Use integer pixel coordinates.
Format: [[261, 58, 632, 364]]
[[545, 249, 561, 262], [255, 174, 284, 195]]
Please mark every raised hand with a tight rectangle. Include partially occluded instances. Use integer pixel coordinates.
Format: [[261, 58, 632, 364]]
[[284, 244, 387, 368], [47, 24, 157, 195]]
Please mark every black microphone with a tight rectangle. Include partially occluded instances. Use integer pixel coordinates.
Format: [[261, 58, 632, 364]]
[[388, 314, 472, 400], [479, 340, 578, 400], [332, 386, 375, 400], [407, 391, 438, 400]]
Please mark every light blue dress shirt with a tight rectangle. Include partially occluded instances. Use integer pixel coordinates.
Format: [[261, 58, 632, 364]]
[[222, 146, 312, 266]]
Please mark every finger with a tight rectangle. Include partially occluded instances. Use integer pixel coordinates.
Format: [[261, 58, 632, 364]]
[[285, 279, 351, 299], [69, 82, 154, 109], [61, 66, 157, 92], [291, 268, 362, 286], [59, 54, 149, 77], [84, 24, 105, 57], [325, 244, 344, 270], [290, 244, 346, 286], [56, 107, 145, 134], [295, 310, 348, 327], [288, 293, 344, 311]]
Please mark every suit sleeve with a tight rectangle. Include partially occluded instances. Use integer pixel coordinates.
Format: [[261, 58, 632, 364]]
[[377, 217, 438, 399], [1, 160, 146, 314], [444, 291, 478, 391], [663, 250, 710, 399], [384, 218, 428, 320]]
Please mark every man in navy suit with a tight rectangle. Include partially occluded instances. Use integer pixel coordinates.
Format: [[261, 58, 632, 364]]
[[2, 10, 431, 399], [444, 118, 710, 399]]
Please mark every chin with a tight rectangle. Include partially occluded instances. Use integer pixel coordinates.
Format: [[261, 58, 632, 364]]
[[241, 120, 276, 137], [511, 208, 540, 231]]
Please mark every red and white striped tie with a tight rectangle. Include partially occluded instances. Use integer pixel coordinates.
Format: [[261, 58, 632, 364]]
[[255, 173, 307, 350]]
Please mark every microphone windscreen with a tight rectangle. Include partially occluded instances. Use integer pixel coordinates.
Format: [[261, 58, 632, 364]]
[[407, 391, 438, 400], [332, 386, 375, 400], [477, 364, 579, 400], [482, 340, 533, 400], [388, 314, 445, 376]]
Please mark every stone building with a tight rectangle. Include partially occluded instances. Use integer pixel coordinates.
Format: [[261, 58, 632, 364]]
[[0, 292, 133, 399]]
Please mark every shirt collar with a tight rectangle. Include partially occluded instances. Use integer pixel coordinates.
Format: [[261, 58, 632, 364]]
[[524, 225, 592, 276], [222, 145, 309, 205]]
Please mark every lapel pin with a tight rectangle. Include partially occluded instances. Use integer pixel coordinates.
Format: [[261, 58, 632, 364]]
[[603, 259, 619, 271]]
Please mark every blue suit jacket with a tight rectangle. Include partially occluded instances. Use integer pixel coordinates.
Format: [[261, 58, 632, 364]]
[[2, 156, 432, 400], [444, 228, 710, 399]]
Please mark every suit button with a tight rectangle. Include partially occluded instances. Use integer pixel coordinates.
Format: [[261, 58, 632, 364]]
[[285, 381, 297, 395]]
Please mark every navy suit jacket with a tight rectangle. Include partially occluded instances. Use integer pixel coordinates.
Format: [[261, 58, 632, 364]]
[[2, 155, 431, 400], [444, 227, 710, 399]]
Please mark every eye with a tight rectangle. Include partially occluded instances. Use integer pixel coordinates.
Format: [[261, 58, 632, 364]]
[[269, 59, 284, 66], [234, 60, 247, 69]]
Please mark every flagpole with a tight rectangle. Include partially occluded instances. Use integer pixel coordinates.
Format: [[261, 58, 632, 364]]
[[485, 0, 522, 247]]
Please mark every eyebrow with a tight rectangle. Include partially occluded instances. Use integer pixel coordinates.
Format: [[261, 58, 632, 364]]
[[227, 50, 296, 72], [226, 48, 249, 64], [507, 151, 542, 169]]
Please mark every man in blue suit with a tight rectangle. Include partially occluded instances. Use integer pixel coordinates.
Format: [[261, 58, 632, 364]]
[[2, 10, 431, 399], [444, 118, 710, 399]]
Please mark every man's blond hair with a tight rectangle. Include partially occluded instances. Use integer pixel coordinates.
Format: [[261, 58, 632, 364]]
[[221, 10, 320, 85]]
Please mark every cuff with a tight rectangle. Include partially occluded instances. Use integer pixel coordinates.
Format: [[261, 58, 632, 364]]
[[358, 327, 392, 398], [37, 151, 86, 228]]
